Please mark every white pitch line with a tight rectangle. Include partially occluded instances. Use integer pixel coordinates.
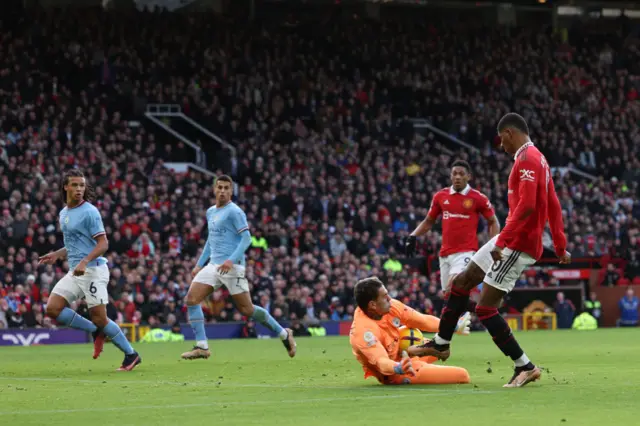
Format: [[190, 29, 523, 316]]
[[0, 376, 494, 394], [0, 392, 491, 416]]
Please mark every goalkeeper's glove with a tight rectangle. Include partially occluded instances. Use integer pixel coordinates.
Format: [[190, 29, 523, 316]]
[[393, 351, 416, 376], [405, 235, 417, 257], [455, 312, 471, 336]]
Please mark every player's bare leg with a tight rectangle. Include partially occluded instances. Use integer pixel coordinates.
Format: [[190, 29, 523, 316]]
[[182, 282, 213, 360], [413, 262, 486, 360], [476, 285, 540, 388], [45, 293, 68, 319], [232, 291, 296, 358]]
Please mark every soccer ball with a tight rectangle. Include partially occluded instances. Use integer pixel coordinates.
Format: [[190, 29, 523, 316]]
[[398, 326, 424, 352]]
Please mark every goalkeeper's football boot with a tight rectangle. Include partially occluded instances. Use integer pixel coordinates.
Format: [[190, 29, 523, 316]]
[[412, 339, 451, 361], [503, 364, 541, 388], [117, 352, 142, 372], [181, 345, 211, 360], [92, 330, 105, 359], [282, 328, 297, 358]]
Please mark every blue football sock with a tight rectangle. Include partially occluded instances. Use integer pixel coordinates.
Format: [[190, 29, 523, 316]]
[[104, 320, 135, 355], [188, 304, 208, 347], [56, 308, 97, 333], [252, 305, 287, 339]]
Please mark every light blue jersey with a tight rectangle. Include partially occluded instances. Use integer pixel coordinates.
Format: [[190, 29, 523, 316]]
[[197, 202, 251, 267], [59, 201, 107, 269]]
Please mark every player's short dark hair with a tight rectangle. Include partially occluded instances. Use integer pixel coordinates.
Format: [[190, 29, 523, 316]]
[[60, 169, 96, 203], [451, 159, 471, 174], [354, 277, 384, 312], [497, 113, 529, 135], [216, 175, 233, 185]]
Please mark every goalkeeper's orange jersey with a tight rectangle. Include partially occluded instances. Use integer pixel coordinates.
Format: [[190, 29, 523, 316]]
[[349, 299, 440, 381]]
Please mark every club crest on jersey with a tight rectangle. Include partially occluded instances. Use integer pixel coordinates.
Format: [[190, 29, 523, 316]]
[[363, 331, 376, 347], [392, 317, 401, 328], [64, 217, 69, 224], [463, 199, 474, 209]]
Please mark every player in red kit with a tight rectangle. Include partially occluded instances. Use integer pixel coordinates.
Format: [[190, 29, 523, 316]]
[[406, 160, 500, 294], [415, 113, 570, 388]]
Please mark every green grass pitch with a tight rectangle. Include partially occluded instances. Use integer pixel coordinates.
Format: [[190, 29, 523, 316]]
[[1, 329, 639, 426]]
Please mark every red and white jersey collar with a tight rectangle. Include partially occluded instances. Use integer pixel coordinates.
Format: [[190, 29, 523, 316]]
[[514, 141, 534, 160], [449, 184, 471, 195]]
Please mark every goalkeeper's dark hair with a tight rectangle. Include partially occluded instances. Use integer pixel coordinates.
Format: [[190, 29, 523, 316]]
[[497, 112, 529, 135], [60, 169, 96, 204], [354, 277, 384, 312], [451, 159, 471, 174]]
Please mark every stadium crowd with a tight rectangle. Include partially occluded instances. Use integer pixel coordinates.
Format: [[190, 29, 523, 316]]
[[1, 5, 639, 329]]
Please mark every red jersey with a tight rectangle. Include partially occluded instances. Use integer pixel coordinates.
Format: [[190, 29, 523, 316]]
[[495, 142, 567, 260], [427, 185, 495, 257]]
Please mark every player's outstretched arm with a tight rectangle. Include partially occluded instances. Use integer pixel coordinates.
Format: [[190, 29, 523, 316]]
[[38, 247, 68, 264], [398, 303, 470, 341], [410, 216, 436, 238], [477, 193, 500, 238], [353, 329, 413, 376], [399, 303, 440, 332], [486, 215, 501, 239], [406, 199, 439, 257], [219, 231, 252, 274], [392, 299, 469, 336], [547, 178, 570, 263], [229, 230, 252, 264], [195, 239, 211, 270]]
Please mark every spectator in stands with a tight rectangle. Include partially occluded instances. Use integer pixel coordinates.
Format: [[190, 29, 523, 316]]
[[554, 292, 576, 329], [625, 251, 640, 284], [290, 318, 311, 337], [602, 264, 621, 287], [240, 319, 258, 338], [617, 288, 639, 327]]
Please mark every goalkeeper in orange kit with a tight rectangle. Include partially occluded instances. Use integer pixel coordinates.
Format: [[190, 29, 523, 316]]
[[349, 276, 471, 385]]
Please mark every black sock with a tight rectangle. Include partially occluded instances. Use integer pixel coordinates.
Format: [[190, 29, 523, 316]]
[[466, 299, 477, 313], [437, 287, 470, 341], [476, 305, 524, 361], [445, 293, 477, 314]]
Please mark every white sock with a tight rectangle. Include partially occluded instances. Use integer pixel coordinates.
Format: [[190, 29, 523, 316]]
[[197, 340, 209, 350], [514, 354, 530, 367], [279, 329, 289, 340], [434, 334, 450, 345]]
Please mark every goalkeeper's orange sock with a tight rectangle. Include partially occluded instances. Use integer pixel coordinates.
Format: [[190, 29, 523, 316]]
[[387, 360, 470, 385]]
